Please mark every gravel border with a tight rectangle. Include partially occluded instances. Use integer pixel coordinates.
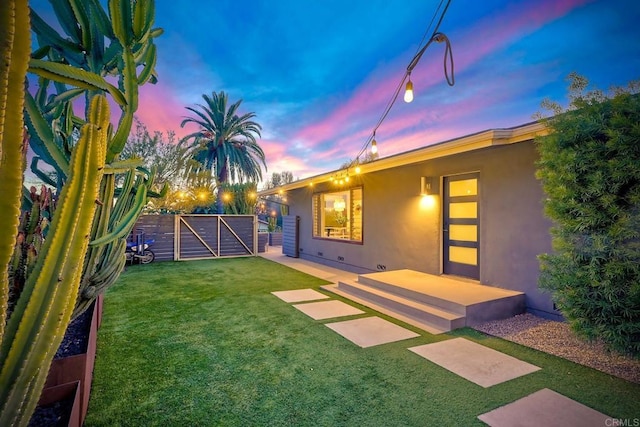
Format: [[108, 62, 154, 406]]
[[474, 313, 640, 384]]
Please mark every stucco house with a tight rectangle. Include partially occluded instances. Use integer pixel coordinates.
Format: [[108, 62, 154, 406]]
[[260, 120, 562, 327]]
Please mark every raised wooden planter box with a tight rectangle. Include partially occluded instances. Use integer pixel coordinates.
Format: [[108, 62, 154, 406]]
[[35, 380, 81, 427], [45, 300, 98, 425]]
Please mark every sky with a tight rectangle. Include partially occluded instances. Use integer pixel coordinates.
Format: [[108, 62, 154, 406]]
[[30, 0, 640, 184]]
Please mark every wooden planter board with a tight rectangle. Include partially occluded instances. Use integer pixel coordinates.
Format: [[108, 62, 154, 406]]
[[45, 301, 98, 425], [37, 380, 81, 427]]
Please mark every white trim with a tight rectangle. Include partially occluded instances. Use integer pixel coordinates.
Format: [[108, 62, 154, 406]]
[[259, 121, 548, 196]]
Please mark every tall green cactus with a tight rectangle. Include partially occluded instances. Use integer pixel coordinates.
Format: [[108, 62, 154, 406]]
[[25, 0, 165, 318], [0, 0, 163, 424], [0, 0, 30, 346], [0, 94, 109, 425]]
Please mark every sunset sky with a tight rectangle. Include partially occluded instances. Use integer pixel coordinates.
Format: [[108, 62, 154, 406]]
[[30, 0, 640, 183]]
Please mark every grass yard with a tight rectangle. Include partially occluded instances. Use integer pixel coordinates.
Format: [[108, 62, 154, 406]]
[[85, 257, 639, 426]]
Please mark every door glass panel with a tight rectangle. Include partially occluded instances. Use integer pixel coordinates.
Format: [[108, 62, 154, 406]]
[[449, 224, 477, 242], [449, 202, 477, 219], [449, 179, 477, 197], [449, 246, 477, 265]]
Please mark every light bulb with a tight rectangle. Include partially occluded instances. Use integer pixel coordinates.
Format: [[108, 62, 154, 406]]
[[404, 80, 414, 103], [371, 139, 378, 154]]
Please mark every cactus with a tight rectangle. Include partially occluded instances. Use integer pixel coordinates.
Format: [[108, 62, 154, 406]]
[[0, 1, 163, 424], [0, 0, 30, 344], [0, 93, 109, 426], [8, 185, 55, 315], [25, 0, 165, 318]]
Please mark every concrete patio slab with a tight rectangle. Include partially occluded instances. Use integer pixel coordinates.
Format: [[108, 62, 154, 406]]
[[326, 316, 420, 348], [477, 388, 611, 427], [271, 289, 330, 303], [293, 300, 365, 320], [408, 338, 540, 387]]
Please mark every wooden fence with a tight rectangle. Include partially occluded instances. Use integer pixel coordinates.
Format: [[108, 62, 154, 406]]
[[131, 214, 268, 262]]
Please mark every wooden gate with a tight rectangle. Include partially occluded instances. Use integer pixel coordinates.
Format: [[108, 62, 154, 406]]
[[174, 215, 257, 260]]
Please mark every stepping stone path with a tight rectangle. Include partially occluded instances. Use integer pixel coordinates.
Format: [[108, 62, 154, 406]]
[[477, 388, 611, 426], [293, 300, 364, 320], [271, 288, 329, 303], [409, 337, 541, 388], [325, 316, 420, 348], [272, 288, 611, 424]]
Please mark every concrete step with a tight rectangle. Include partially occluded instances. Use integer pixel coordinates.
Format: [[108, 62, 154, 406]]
[[357, 273, 468, 315], [321, 281, 465, 334]]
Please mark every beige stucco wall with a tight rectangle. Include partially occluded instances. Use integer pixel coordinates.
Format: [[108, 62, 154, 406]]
[[286, 139, 558, 318]]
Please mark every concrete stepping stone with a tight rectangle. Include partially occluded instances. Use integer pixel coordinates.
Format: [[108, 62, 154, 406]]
[[408, 337, 540, 387], [293, 300, 365, 320], [271, 289, 329, 303], [326, 316, 420, 348], [477, 388, 611, 426]]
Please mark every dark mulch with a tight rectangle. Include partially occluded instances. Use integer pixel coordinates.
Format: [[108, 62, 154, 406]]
[[29, 307, 93, 425], [54, 306, 92, 359], [28, 392, 75, 427]]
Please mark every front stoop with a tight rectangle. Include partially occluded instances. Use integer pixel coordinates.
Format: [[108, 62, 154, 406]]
[[321, 269, 525, 334]]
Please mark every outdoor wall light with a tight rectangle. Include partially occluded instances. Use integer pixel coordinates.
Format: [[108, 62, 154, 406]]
[[420, 176, 433, 196]]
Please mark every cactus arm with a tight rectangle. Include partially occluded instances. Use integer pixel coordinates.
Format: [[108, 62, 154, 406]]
[[110, 0, 134, 48], [0, 94, 108, 426], [87, 0, 116, 40], [50, 0, 82, 44], [29, 158, 57, 188], [29, 8, 85, 66], [24, 92, 69, 177], [104, 157, 144, 173], [81, 174, 114, 291], [47, 87, 85, 105], [137, 43, 157, 85], [29, 59, 127, 107], [89, 183, 147, 246], [0, 0, 30, 341]]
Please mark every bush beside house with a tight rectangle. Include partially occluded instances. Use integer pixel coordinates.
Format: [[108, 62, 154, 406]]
[[536, 75, 640, 356]]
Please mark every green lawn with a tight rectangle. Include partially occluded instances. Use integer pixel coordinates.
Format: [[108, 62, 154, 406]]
[[85, 257, 639, 426]]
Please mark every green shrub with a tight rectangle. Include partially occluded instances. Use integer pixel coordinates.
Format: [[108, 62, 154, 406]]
[[536, 74, 640, 356]]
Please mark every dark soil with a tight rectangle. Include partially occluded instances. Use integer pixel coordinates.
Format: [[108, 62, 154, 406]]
[[28, 393, 74, 427], [54, 306, 92, 359], [29, 306, 93, 425]]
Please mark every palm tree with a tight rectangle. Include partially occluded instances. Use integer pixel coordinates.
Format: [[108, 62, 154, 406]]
[[181, 91, 265, 213]]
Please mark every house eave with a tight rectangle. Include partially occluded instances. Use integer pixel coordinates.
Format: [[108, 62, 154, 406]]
[[259, 121, 548, 196]]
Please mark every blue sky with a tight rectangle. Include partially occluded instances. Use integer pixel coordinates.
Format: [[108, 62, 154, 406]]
[[31, 0, 640, 182]]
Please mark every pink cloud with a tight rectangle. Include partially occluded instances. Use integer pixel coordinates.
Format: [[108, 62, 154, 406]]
[[291, 0, 593, 157], [135, 83, 191, 139]]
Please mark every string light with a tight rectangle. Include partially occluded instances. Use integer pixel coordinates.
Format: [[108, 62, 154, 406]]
[[404, 75, 414, 103], [347, 0, 454, 171]]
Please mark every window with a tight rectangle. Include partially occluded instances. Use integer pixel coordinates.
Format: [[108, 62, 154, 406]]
[[312, 187, 362, 242]]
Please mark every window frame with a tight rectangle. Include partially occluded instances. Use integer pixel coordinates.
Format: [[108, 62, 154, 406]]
[[312, 187, 363, 244]]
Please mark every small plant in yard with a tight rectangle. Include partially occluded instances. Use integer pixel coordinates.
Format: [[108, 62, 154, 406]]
[[536, 73, 640, 357]]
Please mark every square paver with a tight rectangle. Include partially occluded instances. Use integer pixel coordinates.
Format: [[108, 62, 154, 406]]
[[271, 289, 330, 303], [478, 388, 611, 427], [408, 337, 540, 387], [325, 316, 420, 348], [293, 300, 364, 320]]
